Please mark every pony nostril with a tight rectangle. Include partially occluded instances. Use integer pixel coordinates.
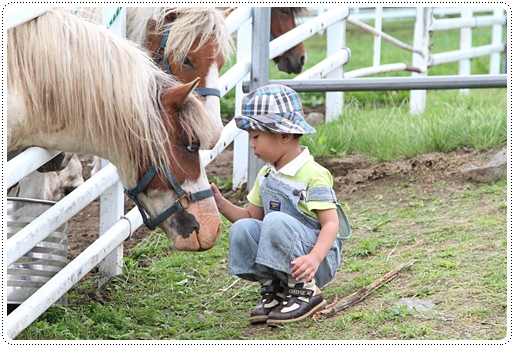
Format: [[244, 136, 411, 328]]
[[300, 55, 306, 66]]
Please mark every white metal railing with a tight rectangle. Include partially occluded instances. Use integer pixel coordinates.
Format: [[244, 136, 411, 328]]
[[6, 147, 61, 188]]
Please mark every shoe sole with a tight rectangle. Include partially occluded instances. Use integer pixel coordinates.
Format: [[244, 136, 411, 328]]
[[249, 314, 269, 324], [266, 299, 327, 326]]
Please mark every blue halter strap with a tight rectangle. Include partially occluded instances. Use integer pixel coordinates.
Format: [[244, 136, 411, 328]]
[[154, 26, 221, 99], [125, 164, 214, 230]]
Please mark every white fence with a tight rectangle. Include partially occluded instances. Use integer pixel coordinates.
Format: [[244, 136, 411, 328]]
[[4, 6, 506, 339]]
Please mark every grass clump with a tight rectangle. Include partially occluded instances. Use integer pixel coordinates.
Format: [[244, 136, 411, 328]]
[[302, 89, 506, 161]]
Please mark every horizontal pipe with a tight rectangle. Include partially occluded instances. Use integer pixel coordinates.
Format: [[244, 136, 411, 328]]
[[433, 15, 506, 31], [242, 74, 507, 93], [431, 44, 505, 66], [6, 147, 61, 189], [6, 207, 142, 339], [225, 7, 252, 34], [7, 164, 119, 267], [295, 49, 351, 80], [5, 6, 52, 30], [201, 119, 243, 166], [345, 63, 423, 78]]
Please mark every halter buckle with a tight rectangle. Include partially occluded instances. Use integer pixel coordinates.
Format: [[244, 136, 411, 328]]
[[177, 194, 192, 209]]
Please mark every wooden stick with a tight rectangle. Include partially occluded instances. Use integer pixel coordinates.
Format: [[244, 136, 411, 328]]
[[314, 259, 417, 319]]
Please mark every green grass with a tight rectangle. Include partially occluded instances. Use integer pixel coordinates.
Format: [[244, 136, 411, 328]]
[[17, 179, 507, 340], [301, 89, 507, 161]]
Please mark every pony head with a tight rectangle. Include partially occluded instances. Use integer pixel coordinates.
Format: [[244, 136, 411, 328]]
[[129, 78, 222, 251], [270, 7, 308, 74], [134, 7, 234, 149]]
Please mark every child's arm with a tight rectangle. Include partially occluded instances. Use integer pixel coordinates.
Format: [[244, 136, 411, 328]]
[[290, 208, 339, 283], [210, 183, 264, 223]]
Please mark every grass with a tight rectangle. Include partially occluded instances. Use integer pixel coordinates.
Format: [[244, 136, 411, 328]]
[[301, 89, 507, 161], [12, 9, 508, 341], [17, 179, 507, 340]]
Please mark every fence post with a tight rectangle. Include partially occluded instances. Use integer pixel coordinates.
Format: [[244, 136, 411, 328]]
[[99, 7, 126, 287], [326, 13, 346, 122], [373, 7, 382, 67], [246, 7, 270, 191], [232, 13, 253, 189], [410, 7, 431, 114], [459, 8, 472, 95], [490, 7, 504, 74]]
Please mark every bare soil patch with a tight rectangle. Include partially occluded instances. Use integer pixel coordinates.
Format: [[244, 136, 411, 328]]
[[67, 146, 500, 263]]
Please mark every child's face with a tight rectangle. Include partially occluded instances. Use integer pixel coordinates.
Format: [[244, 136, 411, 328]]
[[248, 130, 285, 164]]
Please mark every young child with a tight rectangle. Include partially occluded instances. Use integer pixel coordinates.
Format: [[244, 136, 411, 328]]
[[211, 84, 347, 326]]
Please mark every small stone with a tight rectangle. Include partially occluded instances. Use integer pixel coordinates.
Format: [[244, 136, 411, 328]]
[[395, 298, 435, 311]]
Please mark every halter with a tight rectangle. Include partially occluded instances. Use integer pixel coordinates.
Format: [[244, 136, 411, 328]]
[[154, 26, 221, 98], [125, 164, 214, 230]]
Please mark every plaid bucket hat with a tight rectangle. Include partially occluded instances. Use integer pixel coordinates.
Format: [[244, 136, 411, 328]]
[[235, 84, 316, 134]]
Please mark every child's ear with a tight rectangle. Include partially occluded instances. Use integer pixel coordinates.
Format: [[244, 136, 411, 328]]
[[281, 133, 294, 143]]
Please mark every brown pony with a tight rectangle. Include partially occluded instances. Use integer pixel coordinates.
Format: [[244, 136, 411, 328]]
[[76, 7, 234, 144], [7, 9, 221, 251], [270, 7, 308, 74]]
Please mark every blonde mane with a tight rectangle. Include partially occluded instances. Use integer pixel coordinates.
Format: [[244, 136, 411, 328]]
[[7, 9, 216, 176], [73, 7, 233, 65]]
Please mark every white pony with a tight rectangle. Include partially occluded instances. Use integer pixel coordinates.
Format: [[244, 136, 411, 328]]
[[9, 7, 234, 201]]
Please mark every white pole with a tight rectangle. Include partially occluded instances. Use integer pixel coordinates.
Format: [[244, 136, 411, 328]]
[[326, 12, 346, 122], [6, 147, 61, 189], [99, 7, 127, 286], [410, 7, 431, 114], [232, 16, 252, 189], [459, 8, 472, 95], [490, 8, 504, 74], [373, 7, 383, 67]]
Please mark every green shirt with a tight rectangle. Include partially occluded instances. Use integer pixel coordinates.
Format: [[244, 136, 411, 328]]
[[247, 147, 335, 219]]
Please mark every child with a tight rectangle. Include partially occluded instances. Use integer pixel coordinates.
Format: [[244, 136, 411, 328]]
[[211, 84, 348, 326]]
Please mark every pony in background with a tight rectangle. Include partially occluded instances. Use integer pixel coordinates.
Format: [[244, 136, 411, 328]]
[[270, 7, 309, 74]]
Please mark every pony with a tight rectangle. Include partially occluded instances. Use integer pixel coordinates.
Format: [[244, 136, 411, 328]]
[[10, 7, 235, 202], [7, 9, 221, 251], [75, 7, 234, 145], [270, 7, 309, 74]]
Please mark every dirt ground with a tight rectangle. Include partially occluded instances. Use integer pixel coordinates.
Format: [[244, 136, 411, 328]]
[[67, 146, 503, 262]]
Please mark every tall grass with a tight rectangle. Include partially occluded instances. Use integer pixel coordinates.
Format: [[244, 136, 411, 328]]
[[302, 89, 507, 161]]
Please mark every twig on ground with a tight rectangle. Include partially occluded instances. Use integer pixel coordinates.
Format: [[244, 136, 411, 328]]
[[386, 241, 400, 263], [314, 259, 417, 320], [220, 278, 240, 292]]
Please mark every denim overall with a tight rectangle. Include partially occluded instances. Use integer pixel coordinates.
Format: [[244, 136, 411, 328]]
[[228, 173, 347, 288]]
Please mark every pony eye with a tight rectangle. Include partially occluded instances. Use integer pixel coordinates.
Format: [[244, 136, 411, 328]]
[[186, 144, 199, 153], [183, 57, 193, 67]]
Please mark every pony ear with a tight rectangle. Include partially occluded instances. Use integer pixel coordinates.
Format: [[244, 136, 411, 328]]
[[163, 77, 200, 112], [222, 8, 235, 18]]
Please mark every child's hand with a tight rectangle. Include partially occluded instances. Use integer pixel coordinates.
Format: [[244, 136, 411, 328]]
[[210, 183, 223, 208], [291, 254, 321, 283]]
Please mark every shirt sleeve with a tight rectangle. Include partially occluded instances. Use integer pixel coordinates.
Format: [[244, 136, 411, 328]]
[[304, 163, 336, 212]]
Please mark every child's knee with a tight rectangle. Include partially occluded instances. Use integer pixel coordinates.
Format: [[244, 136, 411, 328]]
[[229, 219, 261, 245]]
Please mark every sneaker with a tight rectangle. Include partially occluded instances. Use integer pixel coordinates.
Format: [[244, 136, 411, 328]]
[[249, 279, 285, 324], [267, 283, 326, 326]]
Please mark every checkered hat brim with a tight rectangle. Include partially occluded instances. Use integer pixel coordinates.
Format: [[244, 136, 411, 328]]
[[235, 84, 316, 134]]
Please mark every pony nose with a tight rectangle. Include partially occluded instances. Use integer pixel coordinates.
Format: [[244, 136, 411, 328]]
[[300, 54, 306, 67]]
